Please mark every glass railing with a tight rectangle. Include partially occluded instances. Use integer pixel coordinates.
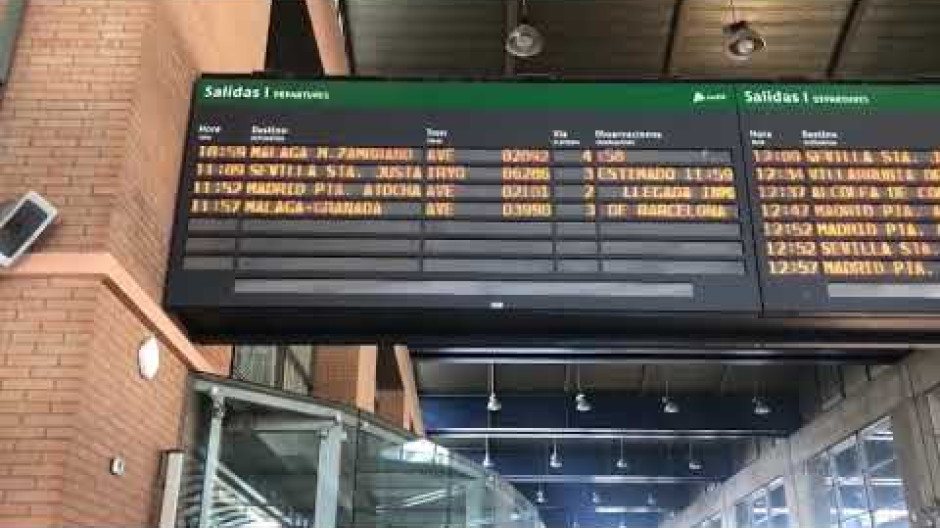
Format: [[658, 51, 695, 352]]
[[179, 374, 543, 528]]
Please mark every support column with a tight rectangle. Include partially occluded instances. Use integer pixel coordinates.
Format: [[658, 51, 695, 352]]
[[198, 391, 226, 528], [314, 423, 345, 528], [356, 345, 378, 413], [891, 392, 940, 526], [306, 0, 351, 75]]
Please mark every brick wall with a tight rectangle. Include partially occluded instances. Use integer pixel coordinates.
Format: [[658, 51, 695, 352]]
[[0, 1, 269, 526], [109, 0, 269, 297], [0, 0, 151, 254], [377, 389, 406, 428], [0, 0, 268, 296], [61, 286, 186, 526], [0, 277, 98, 527], [313, 346, 362, 406]]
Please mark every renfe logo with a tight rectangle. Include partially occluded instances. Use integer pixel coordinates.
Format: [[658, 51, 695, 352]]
[[692, 91, 729, 103]]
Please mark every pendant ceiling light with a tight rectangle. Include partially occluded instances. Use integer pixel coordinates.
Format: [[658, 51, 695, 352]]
[[487, 363, 501, 412], [574, 365, 592, 413], [688, 442, 703, 472], [615, 438, 629, 470], [505, 0, 544, 58], [753, 396, 772, 416], [662, 378, 679, 414], [723, 0, 765, 61], [753, 376, 772, 415], [482, 437, 494, 469], [550, 438, 563, 469]]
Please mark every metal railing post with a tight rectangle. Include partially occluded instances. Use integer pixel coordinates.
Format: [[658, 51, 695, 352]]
[[198, 390, 226, 528]]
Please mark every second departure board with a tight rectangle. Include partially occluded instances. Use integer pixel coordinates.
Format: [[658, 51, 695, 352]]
[[166, 80, 759, 323], [740, 84, 940, 312]]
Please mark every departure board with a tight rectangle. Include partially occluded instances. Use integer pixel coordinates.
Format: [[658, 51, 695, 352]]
[[165, 78, 940, 339], [739, 84, 940, 312], [166, 78, 760, 335]]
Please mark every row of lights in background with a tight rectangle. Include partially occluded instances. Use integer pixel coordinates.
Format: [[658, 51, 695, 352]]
[[505, 0, 765, 62], [479, 437, 714, 474], [487, 364, 774, 416]]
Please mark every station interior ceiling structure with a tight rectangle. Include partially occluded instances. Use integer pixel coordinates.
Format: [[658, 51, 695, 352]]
[[410, 354, 895, 527], [270, 0, 940, 80], [262, 1, 940, 526]]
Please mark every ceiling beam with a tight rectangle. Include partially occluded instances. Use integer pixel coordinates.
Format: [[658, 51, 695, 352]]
[[508, 475, 714, 485], [306, 0, 351, 75], [503, 0, 520, 77], [826, 0, 869, 79], [411, 346, 906, 364], [662, 0, 687, 77]]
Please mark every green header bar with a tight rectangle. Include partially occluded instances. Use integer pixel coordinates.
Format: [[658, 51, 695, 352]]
[[196, 78, 736, 111], [195, 78, 940, 113], [736, 83, 940, 112]]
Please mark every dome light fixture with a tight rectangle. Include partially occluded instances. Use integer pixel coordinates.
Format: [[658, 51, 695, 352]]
[[722, 0, 764, 61], [505, 0, 544, 58], [724, 20, 765, 61], [487, 363, 501, 412]]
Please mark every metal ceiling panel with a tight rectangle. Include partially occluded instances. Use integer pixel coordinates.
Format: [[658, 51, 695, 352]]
[[670, 0, 851, 78], [581, 363, 645, 391], [516, 0, 676, 77], [415, 362, 488, 393], [497, 364, 568, 391], [837, 0, 940, 78], [346, 0, 506, 76]]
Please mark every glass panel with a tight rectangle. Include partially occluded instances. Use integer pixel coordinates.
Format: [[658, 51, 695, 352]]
[[735, 499, 750, 528], [862, 420, 898, 470], [808, 454, 838, 528], [216, 400, 330, 527], [833, 436, 870, 520], [752, 489, 769, 527], [873, 506, 910, 528], [869, 460, 905, 511], [768, 480, 789, 528], [233, 345, 278, 387], [283, 345, 314, 395], [843, 514, 874, 528]]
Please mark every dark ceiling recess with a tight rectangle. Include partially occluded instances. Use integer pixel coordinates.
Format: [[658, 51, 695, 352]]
[[266, 0, 323, 75]]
